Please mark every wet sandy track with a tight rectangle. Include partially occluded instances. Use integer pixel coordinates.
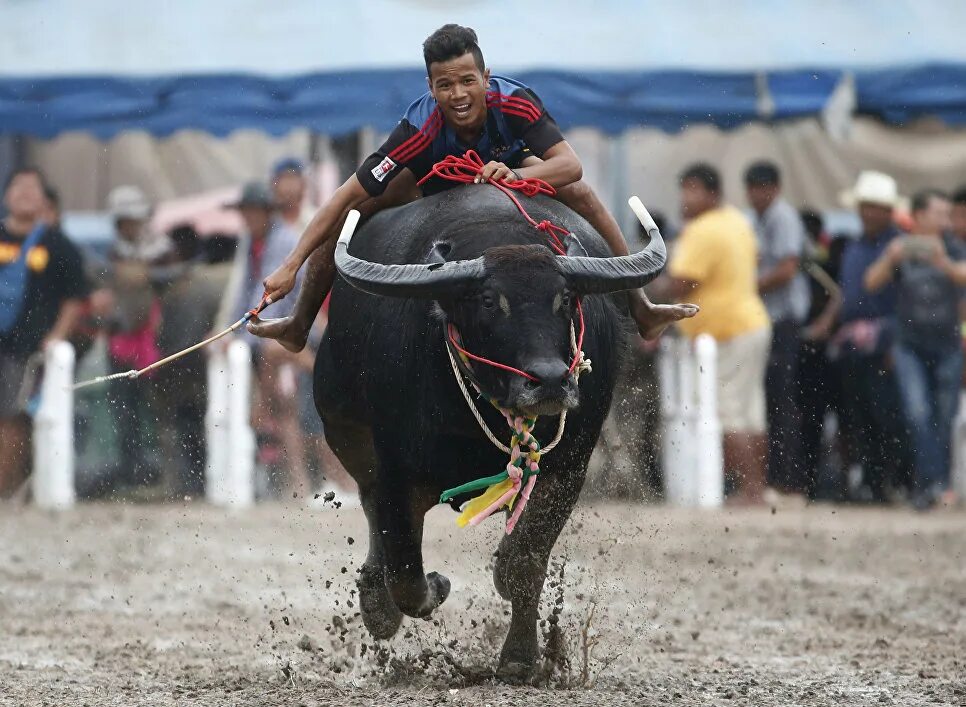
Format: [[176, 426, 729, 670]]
[[1, 502, 964, 706]]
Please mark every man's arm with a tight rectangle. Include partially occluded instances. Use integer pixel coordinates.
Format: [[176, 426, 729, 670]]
[[932, 241, 966, 286], [262, 174, 371, 304], [864, 239, 904, 293], [43, 298, 84, 347], [758, 255, 800, 294]]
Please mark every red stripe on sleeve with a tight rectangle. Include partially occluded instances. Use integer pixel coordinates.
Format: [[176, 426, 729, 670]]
[[393, 111, 442, 163], [389, 109, 442, 161], [487, 93, 542, 122]]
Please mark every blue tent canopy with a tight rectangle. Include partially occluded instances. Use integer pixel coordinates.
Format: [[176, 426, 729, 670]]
[[2, 64, 962, 139], [1, 0, 965, 139]]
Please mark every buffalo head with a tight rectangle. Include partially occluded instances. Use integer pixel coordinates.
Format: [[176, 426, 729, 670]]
[[334, 198, 665, 416]]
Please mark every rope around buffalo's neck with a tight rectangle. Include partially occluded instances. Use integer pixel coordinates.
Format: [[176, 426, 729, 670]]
[[440, 318, 591, 533]]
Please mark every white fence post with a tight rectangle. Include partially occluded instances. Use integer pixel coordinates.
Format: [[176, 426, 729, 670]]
[[204, 345, 230, 504], [33, 341, 75, 509], [693, 334, 724, 507], [205, 341, 255, 507], [658, 335, 723, 507], [952, 391, 966, 498]]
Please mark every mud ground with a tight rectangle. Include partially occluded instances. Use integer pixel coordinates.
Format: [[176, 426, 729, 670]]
[[1, 501, 964, 706]]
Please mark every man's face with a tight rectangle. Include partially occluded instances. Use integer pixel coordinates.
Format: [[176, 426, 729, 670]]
[[273, 171, 305, 210], [746, 183, 778, 214], [951, 203, 966, 239], [4, 173, 46, 221], [428, 52, 490, 134], [913, 195, 952, 236], [240, 205, 271, 239], [680, 178, 716, 220], [858, 203, 893, 236], [116, 217, 144, 242]]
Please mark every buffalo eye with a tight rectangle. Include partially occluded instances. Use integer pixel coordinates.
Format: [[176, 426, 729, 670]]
[[560, 292, 573, 310], [480, 293, 496, 310]]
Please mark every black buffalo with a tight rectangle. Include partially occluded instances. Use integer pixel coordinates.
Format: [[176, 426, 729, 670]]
[[315, 184, 665, 680]]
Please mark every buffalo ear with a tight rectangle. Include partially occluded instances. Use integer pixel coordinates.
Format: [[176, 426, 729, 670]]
[[564, 233, 590, 257], [427, 241, 453, 268]]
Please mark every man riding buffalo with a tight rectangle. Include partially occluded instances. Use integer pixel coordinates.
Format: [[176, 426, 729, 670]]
[[248, 23, 697, 345]]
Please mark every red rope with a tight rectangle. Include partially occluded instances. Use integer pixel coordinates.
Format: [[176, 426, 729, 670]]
[[426, 150, 586, 381]]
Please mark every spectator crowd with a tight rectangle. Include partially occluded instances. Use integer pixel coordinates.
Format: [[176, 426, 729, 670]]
[[0, 154, 963, 512], [0, 159, 357, 505], [661, 162, 966, 510]]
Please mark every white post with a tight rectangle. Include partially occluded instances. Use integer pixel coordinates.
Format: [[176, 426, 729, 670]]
[[204, 345, 230, 505], [693, 335, 723, 507], [224, 340, 255, 507], [659, 336, 723, 507], [951, 391, 966, 498], [659, 337, 694, 506], [33, 341, 75, 509]]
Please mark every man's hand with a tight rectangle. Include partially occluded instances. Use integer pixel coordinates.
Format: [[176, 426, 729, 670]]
[[475, 161, 517, 184], [929, 238, 953, 272], [885, 238, 907, 267], [262, 261, 300, 304]]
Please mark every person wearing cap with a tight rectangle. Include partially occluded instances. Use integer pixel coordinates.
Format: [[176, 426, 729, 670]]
[[829, 170, 913, 502], [271, 158, 316, 235], [99, 185, 170, 492], [864, 189, 966, 509], [215, 181, 311, 497], [744, 161, 810, 495], [0, 168, 88, 498]]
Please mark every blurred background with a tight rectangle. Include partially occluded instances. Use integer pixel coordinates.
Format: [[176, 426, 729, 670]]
[[3, 0, 966, 508]]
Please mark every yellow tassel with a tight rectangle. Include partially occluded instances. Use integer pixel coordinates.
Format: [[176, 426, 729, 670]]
[[455, 478, 516, 527]]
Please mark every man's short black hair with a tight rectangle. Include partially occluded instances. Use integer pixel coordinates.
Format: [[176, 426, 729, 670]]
[[680, 162, 721, 195], [952, 186, 966, 206], [744, 160, 781, 187], [3, 166, 48, 195], [423, 24, 485, 74], [911, 188, 949, 214], [44, 184, 60, 209]]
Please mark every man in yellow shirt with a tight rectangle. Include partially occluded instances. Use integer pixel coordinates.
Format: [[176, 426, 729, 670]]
[[667, 163, 771, 504]]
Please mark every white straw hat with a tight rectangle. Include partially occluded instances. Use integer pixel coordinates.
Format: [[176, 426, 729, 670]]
[[840, 170, 902, 209]]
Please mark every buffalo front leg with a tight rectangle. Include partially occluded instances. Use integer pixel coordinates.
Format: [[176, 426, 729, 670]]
[[493, 464, 586, 682], [358, 492, 404, 639], [377, 492, 451, 619]]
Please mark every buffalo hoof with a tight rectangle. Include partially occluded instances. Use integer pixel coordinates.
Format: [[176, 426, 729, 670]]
[[390, 571, 451, 619], [495, 658, 536, 685], [425, 571, 452, 612], [497, 629, 538, 684], [357, 565, 403, 640]]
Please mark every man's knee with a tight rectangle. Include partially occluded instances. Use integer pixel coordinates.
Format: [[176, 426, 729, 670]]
[[554, 179, 596, 214]]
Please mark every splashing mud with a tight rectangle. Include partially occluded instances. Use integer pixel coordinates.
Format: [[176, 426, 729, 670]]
[[1, 503, 964, 705]]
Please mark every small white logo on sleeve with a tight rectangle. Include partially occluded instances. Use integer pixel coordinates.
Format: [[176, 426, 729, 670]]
[[370, 156, 397, 182]]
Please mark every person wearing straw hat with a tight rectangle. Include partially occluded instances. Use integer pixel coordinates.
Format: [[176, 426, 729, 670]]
[[829, 170, 913, 503]]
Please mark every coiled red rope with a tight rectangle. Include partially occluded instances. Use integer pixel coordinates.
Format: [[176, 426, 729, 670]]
[[421, 150, 586, 380]]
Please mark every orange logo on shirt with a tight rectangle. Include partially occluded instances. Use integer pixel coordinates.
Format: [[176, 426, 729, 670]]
[[0, 244, 50, 272]]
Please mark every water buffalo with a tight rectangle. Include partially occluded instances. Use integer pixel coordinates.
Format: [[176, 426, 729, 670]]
[[316, 184, 665, 680]]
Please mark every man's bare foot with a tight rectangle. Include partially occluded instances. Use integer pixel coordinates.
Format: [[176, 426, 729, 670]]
[[247, 315, 310, 353], [634, 302, 700, 340]]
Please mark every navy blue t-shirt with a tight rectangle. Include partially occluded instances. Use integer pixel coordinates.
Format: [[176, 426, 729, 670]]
[[356, 75, 564, 197]]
